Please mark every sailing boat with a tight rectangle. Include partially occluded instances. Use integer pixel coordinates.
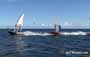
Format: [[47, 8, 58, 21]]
[[8, 14, 24, 35], [50, 24, 61, 36], [50, 17, 61, 36]]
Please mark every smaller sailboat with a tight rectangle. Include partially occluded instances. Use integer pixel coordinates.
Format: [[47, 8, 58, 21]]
[[50, 17, 61, 36], [8, 14, 24, 35], [50, 24, 61, 36]]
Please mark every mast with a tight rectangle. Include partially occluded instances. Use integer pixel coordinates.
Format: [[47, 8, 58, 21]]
[[15, 14, 24, 32]]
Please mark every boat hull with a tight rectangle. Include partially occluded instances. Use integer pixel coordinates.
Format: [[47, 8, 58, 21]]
[[8, 31, 17, 35], [50, 32, 60, 36]]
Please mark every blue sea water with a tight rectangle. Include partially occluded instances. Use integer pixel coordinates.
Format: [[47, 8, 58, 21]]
[[0, 29, 90, 57]]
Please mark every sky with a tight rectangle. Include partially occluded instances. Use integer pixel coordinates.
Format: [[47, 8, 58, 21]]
[[0, 0, 90, 28]]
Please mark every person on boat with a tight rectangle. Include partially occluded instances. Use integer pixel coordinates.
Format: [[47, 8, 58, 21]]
[[54, 24, 61, 32], [15, 24, 22, 32]]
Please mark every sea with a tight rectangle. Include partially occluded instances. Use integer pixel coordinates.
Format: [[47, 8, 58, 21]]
[[0, 29, 90, 57]]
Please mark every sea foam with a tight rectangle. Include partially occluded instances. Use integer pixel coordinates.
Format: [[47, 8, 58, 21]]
[[61, 31, 87, 35]]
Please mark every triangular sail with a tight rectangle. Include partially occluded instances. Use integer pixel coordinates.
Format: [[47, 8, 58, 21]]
[[15, 14, 24, 32], [16, 14, 24, 26]]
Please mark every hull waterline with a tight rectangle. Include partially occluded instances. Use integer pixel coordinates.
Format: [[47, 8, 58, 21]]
[[50, 32, 60, 36], [8, 31, 17, 35]]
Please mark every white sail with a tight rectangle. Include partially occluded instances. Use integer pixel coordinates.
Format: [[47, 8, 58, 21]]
[[55, 24, 60, 32], [15, 14, 24, 32], [16, 14, 24, 26]]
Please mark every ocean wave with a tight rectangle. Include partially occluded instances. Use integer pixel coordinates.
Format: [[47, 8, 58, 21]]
[[61, 31, 87, 35], [20, 31, 90, 36], [23, 31, 51, 36]]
